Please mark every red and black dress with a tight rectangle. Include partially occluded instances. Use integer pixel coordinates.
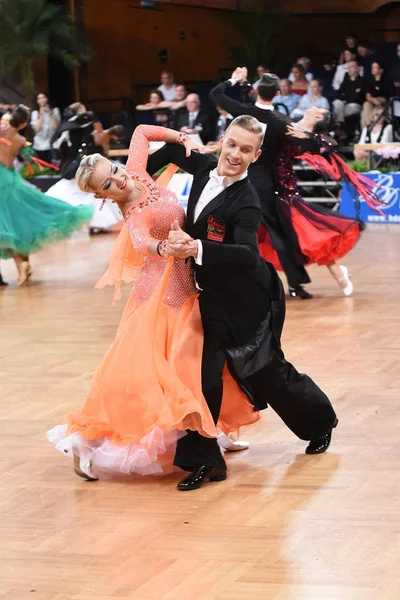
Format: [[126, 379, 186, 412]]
[[258, 134, 381, 270]]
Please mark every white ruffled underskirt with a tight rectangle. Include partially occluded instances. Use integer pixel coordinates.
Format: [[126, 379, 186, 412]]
[[46, 424, 185, 476], [46, 179, 122, 230]]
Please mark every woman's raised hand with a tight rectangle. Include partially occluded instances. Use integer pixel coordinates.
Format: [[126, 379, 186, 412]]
[[183, 137, 206, 157]]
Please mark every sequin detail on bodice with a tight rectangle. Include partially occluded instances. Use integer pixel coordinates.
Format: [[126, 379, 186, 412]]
[[273, 142, 300, 204], [125, 179, 197, 311]]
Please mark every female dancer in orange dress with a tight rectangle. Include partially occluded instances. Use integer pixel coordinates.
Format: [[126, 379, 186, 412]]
[[47, 125, 257, 481]]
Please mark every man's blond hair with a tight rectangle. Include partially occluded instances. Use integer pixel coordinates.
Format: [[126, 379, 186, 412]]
[[225, 115, 265, 147]]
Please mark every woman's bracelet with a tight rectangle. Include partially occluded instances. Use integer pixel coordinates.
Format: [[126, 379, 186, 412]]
[[177, 132, 188, 146], [157, 240, 168, 257]]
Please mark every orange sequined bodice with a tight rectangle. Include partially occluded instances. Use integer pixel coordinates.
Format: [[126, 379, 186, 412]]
[[124, 126, 196, 310]]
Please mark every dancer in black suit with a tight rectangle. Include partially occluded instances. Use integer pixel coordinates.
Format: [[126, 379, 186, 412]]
[[210, 68, 314, 299], [147, 116, 337, 491]]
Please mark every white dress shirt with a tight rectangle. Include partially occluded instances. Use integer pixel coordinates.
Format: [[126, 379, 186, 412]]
[[194, 168, 248, 265]]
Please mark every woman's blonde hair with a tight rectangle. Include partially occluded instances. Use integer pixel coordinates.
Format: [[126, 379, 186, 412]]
[[75, 153, 103, 192]]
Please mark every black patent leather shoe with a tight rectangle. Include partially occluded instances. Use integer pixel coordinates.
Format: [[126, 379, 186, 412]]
[[177, 466, 227, 491], [306, 418, 338, 455], [289, 286, 313, 299], [0, 274, 8, 286]]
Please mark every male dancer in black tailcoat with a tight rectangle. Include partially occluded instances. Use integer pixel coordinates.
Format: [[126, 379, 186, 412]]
[[147, 116, 337, 491], [210, 67, 314, 299]]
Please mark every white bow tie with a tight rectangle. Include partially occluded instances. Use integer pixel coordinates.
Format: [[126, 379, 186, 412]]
[[209, 170, 228, 187]]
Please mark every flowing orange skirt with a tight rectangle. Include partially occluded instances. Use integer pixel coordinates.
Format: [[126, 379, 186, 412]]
[[47, 260, 259, 475]]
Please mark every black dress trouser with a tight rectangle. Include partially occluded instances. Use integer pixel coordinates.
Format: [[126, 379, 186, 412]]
[[174, 316, 228, 471], [174, 294, 337, 472]]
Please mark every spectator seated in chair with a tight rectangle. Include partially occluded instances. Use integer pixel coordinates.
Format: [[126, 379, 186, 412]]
[[361, 61, 395, 128], [333, 59, 365, 142], [272, 79, 301, 116], [175, 93, 214, 144]]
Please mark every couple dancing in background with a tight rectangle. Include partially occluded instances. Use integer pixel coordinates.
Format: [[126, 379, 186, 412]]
[[210, 67, 381, 299], [0, 105, 93, 286], [48, 119, 337, 491]]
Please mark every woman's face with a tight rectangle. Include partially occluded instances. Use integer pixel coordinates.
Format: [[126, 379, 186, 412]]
[[89, 158, 135, 202], [161, 72, 172, 86], [37, 93, 48, 107], [303, 107, 328, 127], [149, 93, 161, 106], [371, 111, 384, 125], [292, 67, 300, 81]]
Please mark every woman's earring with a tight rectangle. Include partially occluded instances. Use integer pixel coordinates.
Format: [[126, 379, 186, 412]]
[[99, 199, 106, 211]]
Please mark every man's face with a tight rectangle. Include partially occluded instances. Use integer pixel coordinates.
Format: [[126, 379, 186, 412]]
[[186, 94, 200, 112], [346, 36, 356, 48], [175, 85, 187, 101], [218, 125, 262, 178], [348, 60, 359, 77], [371, 62, 382, 76], [90, 158, 134, 201], [309, 80, 321, 96], [280, 79, 291, 96]]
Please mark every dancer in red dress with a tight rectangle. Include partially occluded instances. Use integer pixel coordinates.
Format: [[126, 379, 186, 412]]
[[258, 108, 382, 295]]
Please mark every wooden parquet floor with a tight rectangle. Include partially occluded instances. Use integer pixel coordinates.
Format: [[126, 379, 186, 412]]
[[0, 225, 399, 600]]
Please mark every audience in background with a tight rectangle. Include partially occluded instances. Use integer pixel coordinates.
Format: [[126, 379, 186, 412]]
[[355, 107, 393, 160], [338, 35, 358, 64], [289, 57, 314, 82], [332, 50, 364, 90], [362, 61, 394, 128], [253, 65, 271, 90], [291, 80, 330, 120], [175, 93, 214, 144], [272, 79, 300, 115], [157, 70, 177, 101], [290, 64, 310, 96], [357, 42, 377, 77], [333, 60, 365, 140], [31, 92, 61, 163], [136, 89, 169, 124]]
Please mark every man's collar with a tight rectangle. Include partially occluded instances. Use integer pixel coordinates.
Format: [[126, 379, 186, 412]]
[[209, 167, 248, 187], [255, 102, 274, 110]]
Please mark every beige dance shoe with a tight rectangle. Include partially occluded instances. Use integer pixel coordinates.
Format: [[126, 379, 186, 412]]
[[73, 453, 98, 481], [218, 433, 250, 452], [337, 265, 353, 296]]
